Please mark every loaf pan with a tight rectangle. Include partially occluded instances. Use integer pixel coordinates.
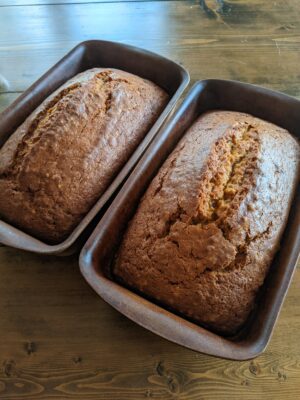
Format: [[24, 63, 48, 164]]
[[80, 80, 300, 360], [0, 40, 189, 255]]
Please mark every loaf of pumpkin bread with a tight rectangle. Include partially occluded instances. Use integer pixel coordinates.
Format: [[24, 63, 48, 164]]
[[114, 110, 300, 335], [0, 68, 168, 243]]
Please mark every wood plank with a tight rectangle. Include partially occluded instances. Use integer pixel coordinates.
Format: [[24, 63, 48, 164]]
[[0, 0, 176, 7], [0, 0, 300, 98], [0, 246, 299, 399]]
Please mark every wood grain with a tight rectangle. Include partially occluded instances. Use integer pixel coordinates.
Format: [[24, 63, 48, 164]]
[[0, 247, 299, 399], [0, 0, 300, 97], [0, 0, 300, 399], [0, 0, 177, 7]]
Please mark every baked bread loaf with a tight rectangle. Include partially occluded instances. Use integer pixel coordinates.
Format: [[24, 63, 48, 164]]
[[0, 68, 168, 243], [114, 110, 300, 335]]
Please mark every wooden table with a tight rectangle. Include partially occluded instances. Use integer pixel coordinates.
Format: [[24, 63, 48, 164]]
[[0, 0, 300, 398]]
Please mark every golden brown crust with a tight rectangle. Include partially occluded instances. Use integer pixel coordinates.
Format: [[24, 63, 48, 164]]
[[0, 68, 168, 243], [114, 110, 300, 335]]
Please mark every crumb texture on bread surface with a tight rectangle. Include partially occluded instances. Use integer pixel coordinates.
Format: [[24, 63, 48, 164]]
[[0, 68, 168, 243], [114, 110, 300, 335]]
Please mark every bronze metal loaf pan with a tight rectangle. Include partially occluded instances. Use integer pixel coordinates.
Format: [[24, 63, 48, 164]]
[[0, 40, 189, 255], [80, 80, 300, 360]]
